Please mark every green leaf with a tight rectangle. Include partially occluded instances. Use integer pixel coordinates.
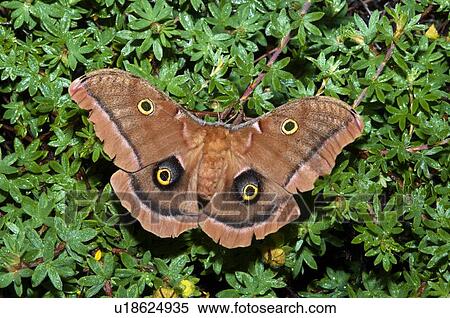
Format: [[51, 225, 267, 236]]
[[0, 272, 15, 288], [153, 40, 163, 61], [31, 264, 47, 287], [78, 275, 104, 287], [301, 248, 318, 270], [47, 266, 63, 290]]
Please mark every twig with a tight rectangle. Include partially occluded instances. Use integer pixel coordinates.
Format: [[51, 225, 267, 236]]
[[76, 167, 91, 190], [358, 0, 372, 16], [352, 0, 440, 112], [103, 280, 113, 297], [351, 0, 413, 109], [420, 4, 434, 21], [111, 247, 127, 255], [438, 20, 448, 34], [0, 123, 34, 143], [232, 108, 245, 125], [231, 33, 291, 125], [0, 122, 39, 143], [191, 110, 220, 119], [238, 34, 292, 104], [406, 138, 449, 153], [380, 138, 449, 157], [21, 242, 66, 269], [227, 0, 312, 124], [416, 282, 427, 297], [239, 1, 311, 103], [299, 0, 312, 16], [348, 0, 375, 14], [352, 42, 395, 109], [254, 47, 279, 63], [219, 107, 233, 121]]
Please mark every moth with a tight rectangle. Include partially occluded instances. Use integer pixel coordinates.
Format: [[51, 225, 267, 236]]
[[69, 69, 363, 248]]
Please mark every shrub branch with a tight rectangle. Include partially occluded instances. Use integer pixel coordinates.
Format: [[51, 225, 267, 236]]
[[352, 42, 396, 109], [229, 1, 312, 124]]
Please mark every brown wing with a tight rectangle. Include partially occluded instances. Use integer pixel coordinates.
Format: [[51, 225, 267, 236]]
[[200, 157, 300, 248], [200, 96, 363, 248], [70, 69, 204, 237], [110, 152, 202, 238], [233, 96, 364, 193], [69, 68, 197, 172]]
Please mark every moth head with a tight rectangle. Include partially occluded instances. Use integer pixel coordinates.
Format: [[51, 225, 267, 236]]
[[153, 156, 183, 189], [233, 170, 262, 204], [281, 118, 298, 135], [137, 99, 155, 115]]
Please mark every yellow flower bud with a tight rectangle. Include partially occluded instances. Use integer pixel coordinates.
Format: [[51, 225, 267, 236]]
[[425, 24, 439, 40], [179, 279, 196, 298], [94, 250, 102, 261], [262, 246, 286, 268], [351, 35, 365, 45]]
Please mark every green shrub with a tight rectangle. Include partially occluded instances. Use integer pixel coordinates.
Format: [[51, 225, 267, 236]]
[[0, 0, 449, 297]]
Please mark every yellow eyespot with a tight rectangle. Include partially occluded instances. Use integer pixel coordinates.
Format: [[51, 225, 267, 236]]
[[242, 183, 259, 201], [137, 99, 155, 115], [156, 168, 171, 186], [281, 118, 298, 135]]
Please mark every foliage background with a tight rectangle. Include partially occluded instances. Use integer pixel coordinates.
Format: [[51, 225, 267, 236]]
[[0, 0, 449, 297]]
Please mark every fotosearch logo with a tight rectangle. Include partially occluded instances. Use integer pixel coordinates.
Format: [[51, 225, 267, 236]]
[[113, 190, 291, 225], [65, 190, 417, 226]]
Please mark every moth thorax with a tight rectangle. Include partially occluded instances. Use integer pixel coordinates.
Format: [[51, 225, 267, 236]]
[[197, 128, 231, 200], [197, 153, 228, 200]]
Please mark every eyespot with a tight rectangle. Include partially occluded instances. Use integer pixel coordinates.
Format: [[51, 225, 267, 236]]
[[152, 156, 183, 189], [137, 99, 155, 115], [156, 168, 171, 186], [281, 118, 298, 135], [232, 170, 262, 204], [242, 183, 259, 201]]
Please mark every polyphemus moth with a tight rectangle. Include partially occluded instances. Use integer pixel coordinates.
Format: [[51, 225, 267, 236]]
[[69, 69, 363, 248]]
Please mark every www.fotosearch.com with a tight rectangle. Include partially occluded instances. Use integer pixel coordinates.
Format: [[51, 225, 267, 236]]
[[211, 302, 337, 314]]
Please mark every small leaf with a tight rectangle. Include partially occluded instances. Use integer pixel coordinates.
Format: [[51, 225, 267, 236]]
[[47, 266, 63, 290], [31, 264, 47, 287], [0, 272, 14, 288]]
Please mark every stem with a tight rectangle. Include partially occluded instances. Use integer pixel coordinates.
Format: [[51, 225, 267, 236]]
[[358, 0, 372, 15], [239, 34, 291, 104], [352, 42, 395, 109], [254, 47, 279, 63], [239, 0, 312, 104], [191, 110, 220, 118], [315, 78, 330, 96], [406, 138, 449, 153], [23, 242, 66, 269], [228, 0, 312, 124]]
